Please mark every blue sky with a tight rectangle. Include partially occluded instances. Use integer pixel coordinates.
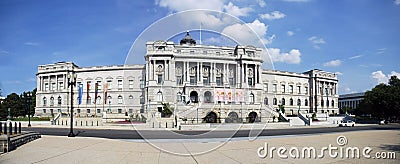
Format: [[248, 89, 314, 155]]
[[0, 0, 399, 96]]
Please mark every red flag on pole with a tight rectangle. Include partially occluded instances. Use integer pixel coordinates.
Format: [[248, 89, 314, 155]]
[[87, 82, 91, 104], [95, 82, 99, 103], [104, 82, 108, 104]]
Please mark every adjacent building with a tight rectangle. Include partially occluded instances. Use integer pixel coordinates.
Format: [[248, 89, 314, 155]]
[[35, 32, 339, 123], [338, 92, 365, 110]]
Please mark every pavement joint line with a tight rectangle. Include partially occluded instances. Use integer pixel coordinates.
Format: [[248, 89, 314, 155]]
[[31, 139, 105, 164], [218, 149, 243, 164], [181, 142, 199, 164]]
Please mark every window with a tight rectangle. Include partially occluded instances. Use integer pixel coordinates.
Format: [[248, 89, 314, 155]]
[[107, 80, 112, 90], [129, 95, 133, 99], [140, 79, 145, 89], [52, 83, 56, 90], [77, 109, 81, 113], [190, 76, 196, 85], [331, 100, 334, 107], [297, 86, 301, 94], [157, 91, 163, 102], [249, 93, 254, 104], [140, 95, 145, 104], [216, 77, 222, 86], [264, 97, 268, 105], [129, 80, 134, 89], [96, 96, 101, 105], [203, 77, 209, 85], [290, 98, 294, 106], [327, 100, 329, 107], [45, 83, 49, 91], [43, 97, 47, 106], [297, 99, 301, 106], [57, 96, 62, 105], [59, 82, 64, 90], [118, 109, 122, 113], [282, 98, 285, 105], [157, 75, 163, 84], [273, 98, 277, 105], [43, 109, 46, 113], [97, 109, 101, 113], [289, 85, 293, 94], [107, 96, 112, 104], [229, 78, 235, 87], [50, 109, 53, 114], [97, 81, 102, 90], [176, 76, 183, 85], [58, 109, 61, 113], [87, 109, 90, 114], [248, 78, 253, 86], [281, 85, 285, 93], [321, 100, 324, 107], [50, 97, 54, 106], [118, 95, 123, 104], [305, 99, 308, 106], [305, 87, 308, 95], [273, 84, 277, 92], [107, 108, 111, 113], [263, 84, 268, 92], [129, 109, 133, 114], [190, 50, 194, 54], [118, 80, 123, 90]]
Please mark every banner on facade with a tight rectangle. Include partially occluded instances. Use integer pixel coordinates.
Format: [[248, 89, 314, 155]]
[[214, 88, 244, 102], [78, 83, 83, 105]]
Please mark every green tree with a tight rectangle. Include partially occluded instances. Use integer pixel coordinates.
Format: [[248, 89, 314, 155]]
[[161, 102, 174, 117], [1, 93, 23, 119], [360, 76, 400, 120]]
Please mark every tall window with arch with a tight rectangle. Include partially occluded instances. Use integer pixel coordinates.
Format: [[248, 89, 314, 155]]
[[43, 97, 47, 106]]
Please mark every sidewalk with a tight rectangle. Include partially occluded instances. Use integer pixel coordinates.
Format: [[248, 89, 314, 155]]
[[0, 130, 398, 163]]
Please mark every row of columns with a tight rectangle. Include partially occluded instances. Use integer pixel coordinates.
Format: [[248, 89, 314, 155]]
[[38, 74, 67, 92]]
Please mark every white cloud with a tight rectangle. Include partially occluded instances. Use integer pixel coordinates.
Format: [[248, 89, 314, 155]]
[[24, 42, 39, 46], [395, 0, 400, 5], [287, 31, 294, 36], [323, 60, 341, 67], [345, 87, 351, 92], [155, 0, 225, 12], [0, 49, 9, 54], [259, 11, 286, 20], [222, 19, 272, 45], [335, 72, 343, 76], [308, 36, 326, 49], [348, 55, 363, 60], [257, 0, 266, 7], [223, 2, 253, 17], [371, 71, 400, 84], [266, 48, 301, 64]]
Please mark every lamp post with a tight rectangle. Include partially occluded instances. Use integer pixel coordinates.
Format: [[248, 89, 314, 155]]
[[26, 92, 32, 127], [67, 71, 77, 137]]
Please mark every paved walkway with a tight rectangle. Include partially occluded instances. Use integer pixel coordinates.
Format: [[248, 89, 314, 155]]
[[0, 130, 398, 163]]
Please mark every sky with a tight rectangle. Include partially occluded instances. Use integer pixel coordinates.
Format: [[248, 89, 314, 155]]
[[0, 0, 399, 96]]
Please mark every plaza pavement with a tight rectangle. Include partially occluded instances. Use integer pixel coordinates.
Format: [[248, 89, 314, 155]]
[[0, 129, 398, 163]]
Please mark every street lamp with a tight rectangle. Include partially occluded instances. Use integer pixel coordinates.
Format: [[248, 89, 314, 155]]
[[67, 71, 77, 137], [26, 92, 32, 127]]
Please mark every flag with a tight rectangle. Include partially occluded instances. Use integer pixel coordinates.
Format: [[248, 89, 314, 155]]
[[78, 83, 83, 105], [87, 82, 91, 104], [104, 82, 108, 104], [94, 82, 99, 103]]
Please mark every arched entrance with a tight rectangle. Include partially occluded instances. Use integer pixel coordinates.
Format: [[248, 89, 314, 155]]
[[204, 91, 213, 103], [204, 111, 218, 123], [248, 112, 258, 123], [225, 112, 239, 123], [190, 91, 198, 103]]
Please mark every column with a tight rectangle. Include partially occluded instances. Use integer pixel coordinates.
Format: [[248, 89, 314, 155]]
[[255, 65, 258, 85], [213, 63, 216, 83], [165, 60, 169, 81], [197, 62, 200, 82], [152, 60, 155, 81], [186, 61, 189, 82], [200, 62, 203, 84], [244, 63, 247, 85], [236, 63, 240, 88]]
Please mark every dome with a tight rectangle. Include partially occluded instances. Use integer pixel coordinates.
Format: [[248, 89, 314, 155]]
[[180, 31, 196, 45]]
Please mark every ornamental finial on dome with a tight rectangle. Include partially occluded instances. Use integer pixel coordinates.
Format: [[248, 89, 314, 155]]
[[180, 31, 196, 45]]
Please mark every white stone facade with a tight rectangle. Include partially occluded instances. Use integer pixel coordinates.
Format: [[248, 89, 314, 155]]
[[35, 32, 339, 123]]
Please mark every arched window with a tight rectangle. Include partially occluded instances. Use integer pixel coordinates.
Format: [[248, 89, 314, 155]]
[[249, 93, 254, 104], [57, 96, 62, 105], [327, 100, 330, 107], [107, 96, 112, 104], [118, 95, 123, 104], [282, 98, 285, 105], [321, 100, 324, 107], [331, 100, 334, 107], [264, 97, 268, 105], [305, 99, 308, 106], [297, 99, 301, 106], [129, 95, 133, 99], [290, 98, 293, 106], [157, 91, 163, 102], [43, 97, 47, 106], [273, 98, 277, 105], [204, 91, 212, 103], [97, 96, 101, 105], [50, 97, 54, 106]]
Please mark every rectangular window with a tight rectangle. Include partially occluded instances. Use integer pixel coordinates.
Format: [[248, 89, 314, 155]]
[[248, 78, 253, 86], [273, 84, 277, 92], [281, 85, 285, 93], [59, 82, 64, 90], [176, 76, 183, 85], [50, 109, 53, 114], [129, 109, 133, 114], [97, 109, 101, 113], [52, 83, 56, 91], [229, 78, 235, 87], [203, 77, 209, 85], [216, 77, 222, 86], [157, 75, 163, 84], [87, 109, 90, 113], [263, 83, 268, 92], [118, 109, 122, 113], [140, 79, 145, 89], [190, 76, 196, 85], [289, 85, 293, 94], [305, 87, 309, 95], [43, 109, 46, 113], [97, 81, 102, 90], [107, 80, 112, 90], [77, 109, 81, 113], [118, 80, 123, 90], [129, 80, 134, 89], [297, 86, 301, 94], [45, 83, 49, 91]]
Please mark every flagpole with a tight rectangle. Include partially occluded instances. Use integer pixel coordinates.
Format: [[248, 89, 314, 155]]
[[199, 22, 202, 45]]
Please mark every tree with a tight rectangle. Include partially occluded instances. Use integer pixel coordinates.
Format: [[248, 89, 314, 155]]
[[360, 76, 400, 120], [0, 93, 23, 119], [161, 102, 174, 117]]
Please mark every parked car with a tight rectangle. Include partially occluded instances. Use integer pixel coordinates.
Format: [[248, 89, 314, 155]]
[[339, 120, 355, 127]]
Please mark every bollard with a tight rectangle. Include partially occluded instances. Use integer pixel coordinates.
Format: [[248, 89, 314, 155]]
[[179, 125, 181, 130], [81, 121, 82, 126], [97, 121, 98, 126], [152, 122, 154, 128], [4, 123, 7, 135], [9, 122, 12, 135], [19, 122, 21, 134], [166, 122, 168, 128], [86, 121, 88, 126], [14, 122, 17, 134]]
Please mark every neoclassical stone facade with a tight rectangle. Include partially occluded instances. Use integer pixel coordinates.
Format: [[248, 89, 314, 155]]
[[35, 32, 339, 123]]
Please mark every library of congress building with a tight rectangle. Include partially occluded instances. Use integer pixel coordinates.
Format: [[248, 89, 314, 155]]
[[35, 32, 339, 124]]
